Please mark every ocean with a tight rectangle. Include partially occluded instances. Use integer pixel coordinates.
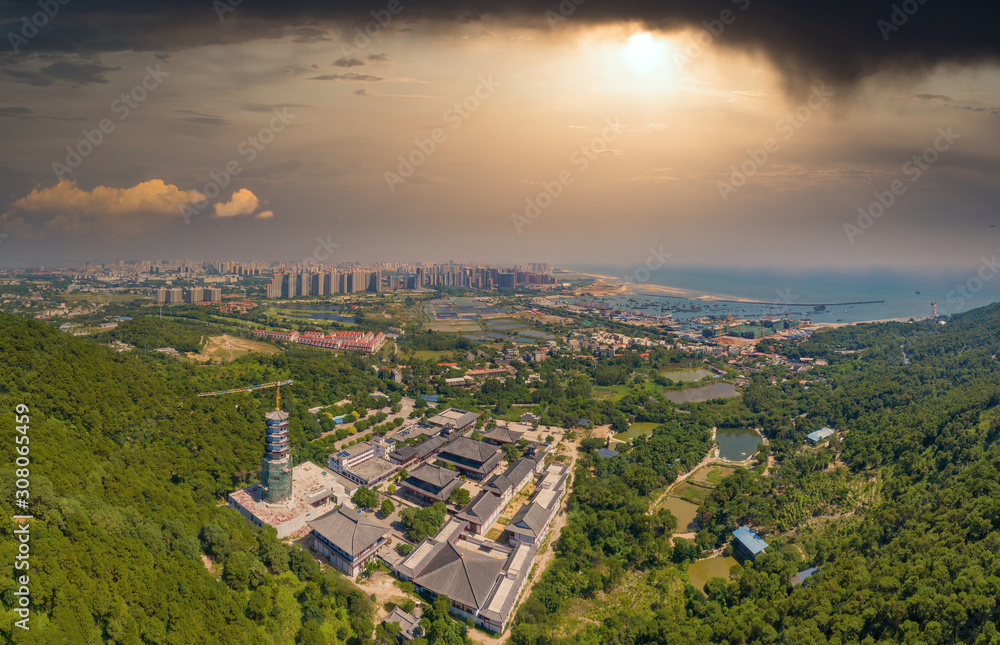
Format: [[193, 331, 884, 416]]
[[565, 265, 1000, 324]]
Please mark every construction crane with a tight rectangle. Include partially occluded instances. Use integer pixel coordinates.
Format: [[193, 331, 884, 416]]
[[197, 379, 293, 398]]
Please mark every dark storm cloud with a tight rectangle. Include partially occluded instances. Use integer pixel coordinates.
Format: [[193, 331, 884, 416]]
[[0, 1, 998, 90], [311, 72, 382, 82], [2, 60, 118, 85], [0, 106, 84, 120], [174, 110, 231, 126], [333, 57, 366, 68]]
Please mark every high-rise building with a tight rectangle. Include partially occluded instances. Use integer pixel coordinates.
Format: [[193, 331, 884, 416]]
[[261, 404, 293, 504]]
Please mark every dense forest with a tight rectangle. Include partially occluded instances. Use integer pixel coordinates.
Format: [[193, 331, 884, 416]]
[[0, 314, 383, 643], [512, 304, 1000, 645], [6, 300, 1000, 643]]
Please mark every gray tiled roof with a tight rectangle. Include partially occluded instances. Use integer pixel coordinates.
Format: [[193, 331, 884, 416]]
[[457, 490, 503, 522], [439, 437, 500, 464], [408, 463, 459, 488], [509, 502, 551, 537], [309, 505, 390, 557], [412, 541, 504, 609], [483, 426, 524, 444]]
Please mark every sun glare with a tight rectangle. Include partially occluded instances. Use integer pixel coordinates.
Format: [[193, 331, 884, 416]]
[[623, 32, 661, 73]]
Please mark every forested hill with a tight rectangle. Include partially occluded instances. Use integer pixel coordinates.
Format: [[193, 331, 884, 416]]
[[0, 314, 377, 643], [513, 303, 1000, 645]]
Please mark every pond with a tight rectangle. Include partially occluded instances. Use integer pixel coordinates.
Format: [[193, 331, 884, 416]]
[[716, 428, 762, 461], [659, 496, 700, 532], [662, 368, 714, 382], [687, 556, 739, 592], [664, 382, 739, 404]]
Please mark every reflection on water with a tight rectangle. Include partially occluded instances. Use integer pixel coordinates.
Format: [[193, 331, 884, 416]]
[[688, 556, 739, 592], [716, 428, 762, 461], [663, 368, 713, 382], [660, 497, 700, 532], [665, 382, 739, 404]]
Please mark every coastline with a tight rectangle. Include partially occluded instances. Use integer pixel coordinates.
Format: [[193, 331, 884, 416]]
[[557, 269, 929, 327]]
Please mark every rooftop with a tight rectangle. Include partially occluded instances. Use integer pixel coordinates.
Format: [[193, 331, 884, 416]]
[[338, 441, 375, 457], [384, 607, 422, 640], [309, 505, 390, 558], [346, 457, 398, 484], [483, 425, 524, 444], [438, 437, 501, 466], [407, 463, 460, 489], [228, 462, 348, 528], [806, 427, 836, 442], [410, 539, 505, 609], [791, 567, 820, 587], [732, 526, 769, 555], [427, 408, 480, 430]]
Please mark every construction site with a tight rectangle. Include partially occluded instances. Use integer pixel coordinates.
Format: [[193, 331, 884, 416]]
[[702, 314, 801, 340]]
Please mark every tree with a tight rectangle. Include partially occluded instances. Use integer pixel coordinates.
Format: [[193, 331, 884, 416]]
[[449, 487, 471, 507], [380, 499, 396, 517], [352, 486, 379, 509]]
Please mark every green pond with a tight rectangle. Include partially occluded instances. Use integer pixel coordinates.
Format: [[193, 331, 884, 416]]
[[716, 428, 762, 461], [687, 556, 739, 591], [665, 382, 739, 404], [663, 368, 714, 382], [660, 496, 700, 532]]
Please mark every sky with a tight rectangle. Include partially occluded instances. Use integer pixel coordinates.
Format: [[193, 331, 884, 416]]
[[0, 1, 998, 271]]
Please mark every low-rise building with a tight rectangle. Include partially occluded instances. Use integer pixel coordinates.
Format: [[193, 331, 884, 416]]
[[390, 435, 446, 469], [482, 425, 524, 446], [507, 464, 569, 547], [732, 525, 768, 560], [401, 463, 462, 504], [228, 462, 353, 538], [806, 427, 836, 444], [426, 408, 481, 435], [396, 523, 535, 634], [309, 505, 391, 577], [330, 441, 400, 487], [436, 437, 502, 481]]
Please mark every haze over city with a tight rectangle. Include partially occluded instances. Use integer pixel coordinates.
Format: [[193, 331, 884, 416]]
[[1, 1, 998, 270]]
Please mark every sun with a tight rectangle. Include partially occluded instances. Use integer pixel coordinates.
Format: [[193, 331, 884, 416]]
[[623, 32, 661, 73]]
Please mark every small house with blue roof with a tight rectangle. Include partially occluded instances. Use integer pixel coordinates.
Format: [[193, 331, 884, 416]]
[[732, 525, 768, 560]]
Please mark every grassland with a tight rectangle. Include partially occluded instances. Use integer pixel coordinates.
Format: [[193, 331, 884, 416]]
[[184, 334, 280, 363], [614, 421, 660, 442]]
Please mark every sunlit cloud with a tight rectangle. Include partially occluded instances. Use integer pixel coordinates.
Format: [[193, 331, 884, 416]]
[[2, 179, 206, 236]]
